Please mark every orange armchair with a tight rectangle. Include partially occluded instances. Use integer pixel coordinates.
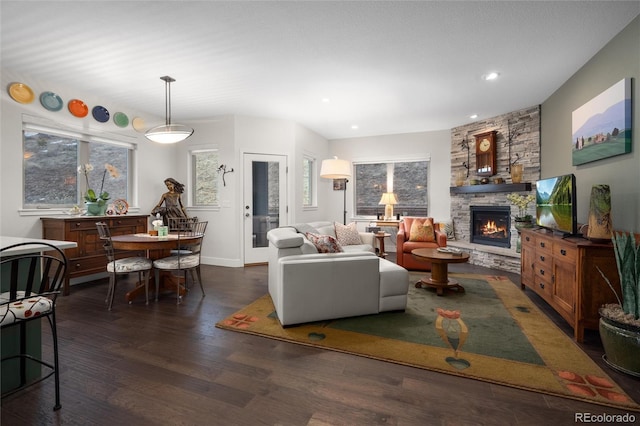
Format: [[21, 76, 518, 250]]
[[396, 217, 447, 271]]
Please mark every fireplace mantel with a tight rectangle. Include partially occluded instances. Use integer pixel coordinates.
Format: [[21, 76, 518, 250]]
[[450, 182, 532, 194]]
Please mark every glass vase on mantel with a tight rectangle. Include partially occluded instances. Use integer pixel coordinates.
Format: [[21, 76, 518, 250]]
[[85, 201, 108, 216]]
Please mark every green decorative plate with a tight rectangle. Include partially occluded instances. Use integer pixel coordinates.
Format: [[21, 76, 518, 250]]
[[113, 112, 129, 128]]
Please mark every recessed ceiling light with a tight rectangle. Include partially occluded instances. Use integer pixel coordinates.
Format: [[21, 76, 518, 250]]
[[470, 114, 478, 119], [351, 125, 359, 130], [321, 98, 330, 103], [483, 72, 499, 81]]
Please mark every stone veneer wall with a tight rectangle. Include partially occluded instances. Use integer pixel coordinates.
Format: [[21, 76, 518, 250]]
[[449, 105, 541, 273]]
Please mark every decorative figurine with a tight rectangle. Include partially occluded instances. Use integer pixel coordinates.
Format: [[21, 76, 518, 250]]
[[151, 177, 189, 225]]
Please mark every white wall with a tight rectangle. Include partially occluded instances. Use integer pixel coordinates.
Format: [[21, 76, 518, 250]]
[[328, 130, 452, 223], [541, 17, 640, 232], [0, 70, 173, 239]]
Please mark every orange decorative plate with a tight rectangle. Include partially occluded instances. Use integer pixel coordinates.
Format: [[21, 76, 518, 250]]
[[68, 99, 88, 117], [8, 82, 35, 104]]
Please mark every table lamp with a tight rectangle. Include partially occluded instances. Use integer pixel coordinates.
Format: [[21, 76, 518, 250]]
[[379, 192, 398, 220], [320, 156, 352, 224]]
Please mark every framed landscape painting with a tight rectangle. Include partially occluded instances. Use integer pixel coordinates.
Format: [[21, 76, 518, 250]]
[[572, 78, 632, 166]]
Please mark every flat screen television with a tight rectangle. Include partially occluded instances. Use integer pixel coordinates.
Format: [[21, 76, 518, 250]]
[[535, 174, 578, 236]]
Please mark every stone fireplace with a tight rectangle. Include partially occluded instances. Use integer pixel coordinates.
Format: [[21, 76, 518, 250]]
[[470, 206, 511, 248], [448, 105, 541, 274]]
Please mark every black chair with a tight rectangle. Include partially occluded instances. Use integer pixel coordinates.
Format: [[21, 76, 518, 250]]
[[96, 222, 153, 310], [1, 242, 67, 411], [153, 221, 208, 304]]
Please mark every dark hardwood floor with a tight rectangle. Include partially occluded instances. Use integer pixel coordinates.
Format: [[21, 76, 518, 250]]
[[2, 255, 638, 426]]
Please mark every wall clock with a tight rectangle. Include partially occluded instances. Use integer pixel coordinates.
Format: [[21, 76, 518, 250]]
[[475, 130, 497, 177]]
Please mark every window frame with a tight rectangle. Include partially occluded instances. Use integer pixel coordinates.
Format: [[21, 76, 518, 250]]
[[302, 154, 317, 209], [353, 156, 430, 218], [187, 146, 220, 211], [20, 120, 137, 215]]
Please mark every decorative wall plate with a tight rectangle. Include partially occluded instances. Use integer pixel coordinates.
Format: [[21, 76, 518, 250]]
[[40, 91, 64, 111], [132, 117, 146, 132], [113, 112, 129, 127], [92, 105, 110, 122], [113, 198, 128, 215], [68, 99, 89, 117], [8, 82, 35, 104]]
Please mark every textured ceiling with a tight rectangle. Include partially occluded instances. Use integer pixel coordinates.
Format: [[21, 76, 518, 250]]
[[2, 1, 639, 139]]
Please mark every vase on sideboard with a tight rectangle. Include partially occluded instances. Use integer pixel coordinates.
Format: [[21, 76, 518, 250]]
[[85, 201, 107, 216]]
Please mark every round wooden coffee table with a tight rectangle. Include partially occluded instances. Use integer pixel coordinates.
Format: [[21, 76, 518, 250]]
[[411, 248, 470, 296]]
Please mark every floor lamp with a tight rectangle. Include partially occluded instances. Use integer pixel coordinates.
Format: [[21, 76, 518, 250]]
[[320, 156, 352, 225]]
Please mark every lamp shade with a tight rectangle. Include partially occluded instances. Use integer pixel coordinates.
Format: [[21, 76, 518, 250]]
[[145, 124, 194, 144], [379, 192, 398, 205], [320, 156, 351, 179], [145, 76, 194, 144]]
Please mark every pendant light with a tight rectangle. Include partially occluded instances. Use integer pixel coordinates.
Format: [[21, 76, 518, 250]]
[[145, 76, 194, 144]]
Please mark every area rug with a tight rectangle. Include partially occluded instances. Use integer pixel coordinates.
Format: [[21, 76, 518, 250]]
[[216, 273, 640, 411]]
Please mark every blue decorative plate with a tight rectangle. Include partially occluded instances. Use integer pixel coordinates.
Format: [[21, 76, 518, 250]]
[[40, 91, 64, 111], [92, 105, 110, 122], [113, 112, 129, 128]]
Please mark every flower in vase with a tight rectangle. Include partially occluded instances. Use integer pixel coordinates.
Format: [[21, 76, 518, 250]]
[[506, 192, 535, 221], [78, 163, 119, 204]]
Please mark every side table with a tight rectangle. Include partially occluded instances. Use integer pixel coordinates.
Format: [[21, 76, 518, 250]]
[[374, 232, 390, 258]]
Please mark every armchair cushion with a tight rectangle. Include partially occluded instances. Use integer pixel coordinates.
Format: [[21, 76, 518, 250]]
[[409, 217, 436, 242], [305, 232, 344, 253], [334, 222, 363, 245]]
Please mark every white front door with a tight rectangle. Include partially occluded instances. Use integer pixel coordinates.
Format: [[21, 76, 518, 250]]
[[243, 153, 287, 264]]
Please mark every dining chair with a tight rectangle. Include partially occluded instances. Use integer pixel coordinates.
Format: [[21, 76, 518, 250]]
[[1, 242, 67, 411], [167, 216, 198, 255], [167, 216, 198, 232], [153, 221, 208, 304], [95, 222, 153, 310]]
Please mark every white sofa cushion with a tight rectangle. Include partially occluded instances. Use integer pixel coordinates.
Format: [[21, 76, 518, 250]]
[[334, 222, 363, 245]]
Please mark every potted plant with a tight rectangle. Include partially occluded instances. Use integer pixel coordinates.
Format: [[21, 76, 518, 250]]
[[78, 163, 119, 216], [506, 192, 535, 231], [596, 231, 640, 377]]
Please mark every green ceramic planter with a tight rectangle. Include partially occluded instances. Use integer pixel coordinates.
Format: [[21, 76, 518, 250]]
[[85, 201, 107, 216], [599, 315, 640, 378]]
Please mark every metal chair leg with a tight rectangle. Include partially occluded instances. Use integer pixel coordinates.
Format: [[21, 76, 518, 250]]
[[108, 275, 117, 311], [48, 313, 61, 410]]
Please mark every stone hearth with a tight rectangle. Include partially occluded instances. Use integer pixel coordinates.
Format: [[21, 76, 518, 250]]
[[449, 106, 541, 274]]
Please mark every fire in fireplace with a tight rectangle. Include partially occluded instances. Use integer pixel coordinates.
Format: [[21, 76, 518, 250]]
[[470, 206, 511, 248]]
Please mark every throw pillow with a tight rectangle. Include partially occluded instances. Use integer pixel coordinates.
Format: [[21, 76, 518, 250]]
[[305, 232, 344, 253], [439, 220, 455, 240], [409, 218, 436, 242], [334, 222, 362, 246]]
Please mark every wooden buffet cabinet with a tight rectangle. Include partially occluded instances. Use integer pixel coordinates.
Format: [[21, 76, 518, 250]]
[[41, 215, 148, 295], [520, 228, 620, 342]]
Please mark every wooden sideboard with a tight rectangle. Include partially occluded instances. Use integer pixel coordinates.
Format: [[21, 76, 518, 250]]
[[520, 228, 620, 342], [41, 215, 148, 295]]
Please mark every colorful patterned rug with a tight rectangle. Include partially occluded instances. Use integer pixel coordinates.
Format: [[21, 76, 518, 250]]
[[216, 273, 639, 411]]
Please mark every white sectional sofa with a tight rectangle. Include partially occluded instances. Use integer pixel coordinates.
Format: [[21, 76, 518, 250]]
[[266, 221, 410, 326]]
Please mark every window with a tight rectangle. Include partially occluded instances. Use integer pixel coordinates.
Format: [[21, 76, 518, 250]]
[[302, 155, 316, 207], [190, 149, 219, 206], [23, 127, 132, 209], [354, 160, 429, 217]]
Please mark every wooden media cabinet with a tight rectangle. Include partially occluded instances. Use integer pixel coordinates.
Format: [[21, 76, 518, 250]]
[[520, 228, 620, 342]]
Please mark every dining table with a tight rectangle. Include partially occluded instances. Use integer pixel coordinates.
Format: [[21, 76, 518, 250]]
[[110, 233, 202, 303]]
